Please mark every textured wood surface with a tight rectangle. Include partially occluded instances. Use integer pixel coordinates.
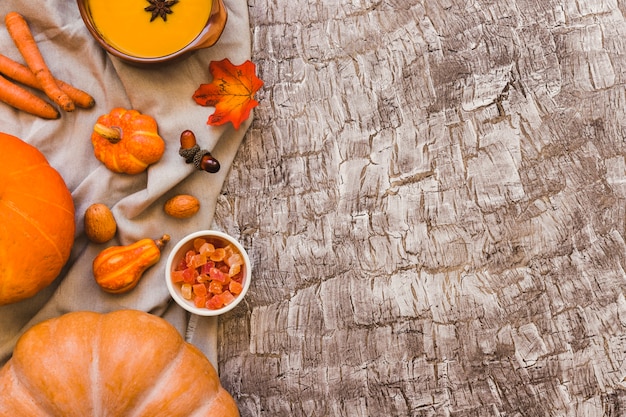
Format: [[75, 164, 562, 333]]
[[216, 0, 626, 415]]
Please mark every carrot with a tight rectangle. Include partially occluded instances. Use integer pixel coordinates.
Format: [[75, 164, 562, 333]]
[[0, 53, 95, 108], [48, 78, 92, 109], [4, 12, 74, 112], [0, 73, 59, 119]]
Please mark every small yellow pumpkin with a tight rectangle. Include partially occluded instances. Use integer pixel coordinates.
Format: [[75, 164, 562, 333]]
[[91, 107, 165, 174], [93, 234, 170, 293]]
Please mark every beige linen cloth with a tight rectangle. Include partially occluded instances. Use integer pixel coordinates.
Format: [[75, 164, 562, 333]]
[[0, 0, 252, 368]]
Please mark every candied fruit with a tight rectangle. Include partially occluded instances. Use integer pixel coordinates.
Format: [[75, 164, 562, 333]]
[[173, 237, 245, 310]]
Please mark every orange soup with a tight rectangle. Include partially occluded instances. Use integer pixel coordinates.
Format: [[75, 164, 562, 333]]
[[86, 0, 213, 58]]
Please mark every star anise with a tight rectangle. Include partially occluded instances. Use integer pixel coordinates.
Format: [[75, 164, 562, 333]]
[[145, 0, 179, 22]]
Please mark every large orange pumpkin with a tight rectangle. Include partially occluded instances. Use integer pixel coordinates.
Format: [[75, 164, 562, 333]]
[[0, 309, 240, 416], [0, 132, 75, 305]]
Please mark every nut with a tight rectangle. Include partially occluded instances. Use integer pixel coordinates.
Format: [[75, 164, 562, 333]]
[[164, 194, 200, 219], [84, 203, 117, 243]]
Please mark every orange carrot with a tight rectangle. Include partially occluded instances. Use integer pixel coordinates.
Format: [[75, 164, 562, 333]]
[[49, 78, 92, 109], [0, 73, 59, 119], [4, 12, 74, 112], [0, 53, 95, 108]]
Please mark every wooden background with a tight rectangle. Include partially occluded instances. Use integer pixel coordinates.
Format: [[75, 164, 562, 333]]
[[215, 0, 626, 415]]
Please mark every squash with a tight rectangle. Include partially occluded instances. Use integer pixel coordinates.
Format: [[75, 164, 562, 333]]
[[0, 132, 75, 305], [91, 107, 165, 174], [93, 234, 170, 293], [0, 309, 240, 416]]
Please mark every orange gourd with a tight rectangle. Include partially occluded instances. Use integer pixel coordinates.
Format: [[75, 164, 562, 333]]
[[91, 107, 165, 174], [0, 309, 240, 416], [93, 234, 170, 293], [0, 132, 75, 305]]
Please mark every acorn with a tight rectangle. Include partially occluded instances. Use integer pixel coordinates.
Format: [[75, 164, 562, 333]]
[[179, 130, 220, 173]]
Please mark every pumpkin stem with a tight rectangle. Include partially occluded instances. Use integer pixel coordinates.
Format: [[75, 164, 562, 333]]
[[155, 234, 171, 250], [94, 123, 122, 144]]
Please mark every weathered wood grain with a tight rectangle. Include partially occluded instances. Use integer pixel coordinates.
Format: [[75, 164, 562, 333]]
[[215, 0, 626, 415]]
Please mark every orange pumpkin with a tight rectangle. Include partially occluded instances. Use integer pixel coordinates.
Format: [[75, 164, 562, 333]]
[[91, 107, 165, 174], [0, 309, 240, 416], [0, 132, 75, 305]]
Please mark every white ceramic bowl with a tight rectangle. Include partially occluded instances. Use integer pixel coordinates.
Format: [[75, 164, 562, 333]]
[[165, 230, 251, 316]]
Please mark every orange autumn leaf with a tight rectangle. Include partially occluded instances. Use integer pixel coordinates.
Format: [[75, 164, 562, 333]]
[[193, 58, 263, 130]]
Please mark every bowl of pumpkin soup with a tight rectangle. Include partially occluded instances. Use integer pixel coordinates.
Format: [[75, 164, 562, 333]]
[[77, 0, 227, 66]]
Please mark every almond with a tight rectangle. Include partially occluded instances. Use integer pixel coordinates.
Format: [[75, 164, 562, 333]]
[[84, 203, 117, 243], [164, 194, 200, 219]]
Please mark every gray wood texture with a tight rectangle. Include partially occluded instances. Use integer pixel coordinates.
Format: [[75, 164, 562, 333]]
[[216, 0, 626, 415]]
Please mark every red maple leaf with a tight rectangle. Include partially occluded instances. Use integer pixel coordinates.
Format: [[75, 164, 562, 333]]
[[192, 58, 263, 130]]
